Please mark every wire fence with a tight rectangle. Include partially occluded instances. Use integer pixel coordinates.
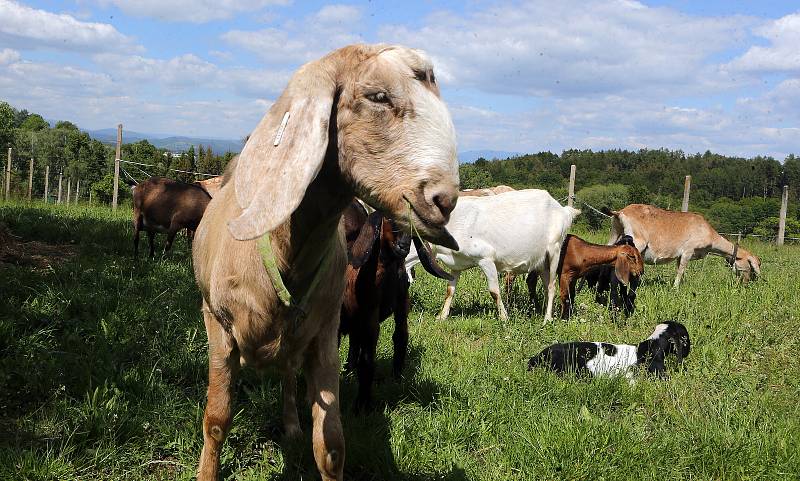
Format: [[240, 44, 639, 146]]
[[119, 159, 217, 178]]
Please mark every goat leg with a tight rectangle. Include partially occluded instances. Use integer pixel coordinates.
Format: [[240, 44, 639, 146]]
[[355, 315, 380, 412], [304, 333, 345, 481], [392, 287, 410, 379], [197, 307, 239, 481]]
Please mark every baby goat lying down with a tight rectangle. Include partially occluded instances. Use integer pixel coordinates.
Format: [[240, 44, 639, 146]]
[[527, 321, 691, 379]]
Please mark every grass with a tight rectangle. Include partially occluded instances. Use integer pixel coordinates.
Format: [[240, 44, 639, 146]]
[[1, 200, 798, 480]]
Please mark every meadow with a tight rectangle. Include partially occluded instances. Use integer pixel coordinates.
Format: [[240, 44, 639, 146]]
[[1, 201, 798, 480]]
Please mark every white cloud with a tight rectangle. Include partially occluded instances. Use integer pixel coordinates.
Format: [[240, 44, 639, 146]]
[[380, 0, 753, 98], [94, 0, 291, 23], [0, 0, 138, 52], [222, 4, 363, 65], [726, 12, 800, 73], [0, 48, 20, 64]]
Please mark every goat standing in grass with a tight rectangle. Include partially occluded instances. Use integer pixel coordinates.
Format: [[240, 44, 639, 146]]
[[558, 234, 644, 319], [191, 44, 460, 481], [609, 204, 761, 286], [425, 189, 580, 322], [340, 201, 452, 411], [130, 177, 211, 258]]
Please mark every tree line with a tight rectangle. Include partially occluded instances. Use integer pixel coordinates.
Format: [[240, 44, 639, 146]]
[[0, 101, 236, 203], [459, 149, 799, 236]]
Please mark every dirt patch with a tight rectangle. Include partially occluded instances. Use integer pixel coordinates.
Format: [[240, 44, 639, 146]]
[[0, 223, 76, 268]]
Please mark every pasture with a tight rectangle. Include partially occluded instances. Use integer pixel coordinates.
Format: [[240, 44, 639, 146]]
[[1, 201, 798, 480]]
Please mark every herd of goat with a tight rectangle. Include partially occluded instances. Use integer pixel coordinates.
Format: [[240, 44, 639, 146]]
[[125, 45, 762, 480]]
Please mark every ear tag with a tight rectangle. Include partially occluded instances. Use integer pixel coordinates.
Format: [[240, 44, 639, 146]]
[[273, 111, 290, 146]]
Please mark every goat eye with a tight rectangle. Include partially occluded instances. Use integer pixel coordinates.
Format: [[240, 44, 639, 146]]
[[366, 92, 390, 103]]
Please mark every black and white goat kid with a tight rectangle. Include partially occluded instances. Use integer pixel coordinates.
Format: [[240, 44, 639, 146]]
[[527, 321, 691, 380]]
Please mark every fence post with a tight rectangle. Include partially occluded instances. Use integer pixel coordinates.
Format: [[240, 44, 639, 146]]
[[75, 179, 80, 205], [57, 171, 63, 204], [112, 123, 122, 210], [682, 175, 691, 212], [4, 148, 10, 201], [777, 185, 789, 246], [27, 158, 34, 200], [44, 165, 50, 202], [567, 164, 576, 207], [66, 178, 72, 204]]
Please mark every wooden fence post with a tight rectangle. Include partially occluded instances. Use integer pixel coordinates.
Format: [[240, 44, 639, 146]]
[[44, 165, 50, 202], [75, 179, 80, 205], [4, 148, 10, 201], [57, 171, 63, 204], [27, 158, 34, 200], [682, 175, 691, 212], [66, 178, 72, 204], [112, 123, 122, 210], [568, 164, 576, 207], [777, 185, 789, 246]]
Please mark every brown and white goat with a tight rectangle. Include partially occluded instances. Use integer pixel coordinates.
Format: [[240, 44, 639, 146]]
[[130, 176, 211, 258], [191, 44, 460, 481], [557, 234, 644, 319], [340, 201, 451, 411], [609, 204, 761, 286]]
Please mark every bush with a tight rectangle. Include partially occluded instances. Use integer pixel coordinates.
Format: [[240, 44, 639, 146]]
[[575, 183, 629, 229], [753, 216, 800, 239]]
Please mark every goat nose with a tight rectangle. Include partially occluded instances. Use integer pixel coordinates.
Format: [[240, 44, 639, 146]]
[[431, 190, 457, 218]]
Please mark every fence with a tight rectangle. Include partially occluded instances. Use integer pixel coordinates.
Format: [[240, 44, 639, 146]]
[[2, 130, 795, 246], [2, 124, 220, 209]]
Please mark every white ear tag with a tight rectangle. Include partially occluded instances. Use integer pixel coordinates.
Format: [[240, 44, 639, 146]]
[[273, 111, 290, 146]]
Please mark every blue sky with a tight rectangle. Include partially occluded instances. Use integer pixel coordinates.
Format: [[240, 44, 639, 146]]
[[1, 0, 798, 158]]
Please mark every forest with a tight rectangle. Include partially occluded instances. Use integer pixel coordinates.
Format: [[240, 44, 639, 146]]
[[2, 100, 798, 237]]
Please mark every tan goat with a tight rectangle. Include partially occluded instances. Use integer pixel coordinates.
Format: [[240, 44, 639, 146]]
[[192, 44, 460, 481], [608, 204, 761, 287]]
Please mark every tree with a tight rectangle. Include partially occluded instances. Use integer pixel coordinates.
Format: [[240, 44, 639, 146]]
[[20, 114, 49, 131], [54, 120, 79, 131], [0, 101, 14, 151]]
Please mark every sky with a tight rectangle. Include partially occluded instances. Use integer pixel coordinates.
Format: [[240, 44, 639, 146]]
[[0, 0, 798, 159]]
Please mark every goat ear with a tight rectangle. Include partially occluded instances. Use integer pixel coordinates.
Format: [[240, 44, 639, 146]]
[[614, 253, 632, 286], [227, 60, 338, 240], [412, 236, 453, 281], [349, 212, 383, 268]]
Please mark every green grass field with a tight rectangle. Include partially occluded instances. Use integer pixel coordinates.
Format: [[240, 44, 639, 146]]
[[1, 201, 798, 480]]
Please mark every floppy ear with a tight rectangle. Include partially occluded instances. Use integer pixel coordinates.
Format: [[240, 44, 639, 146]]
[[349, 211, 383, 268], [227, 59, 338, 240], [412, 236, 454, 281], [614, 252, 631, 286]]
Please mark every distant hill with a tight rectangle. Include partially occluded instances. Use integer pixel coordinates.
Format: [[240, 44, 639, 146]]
[[458, 150, 522, 163], [87, 128, 244, 154]]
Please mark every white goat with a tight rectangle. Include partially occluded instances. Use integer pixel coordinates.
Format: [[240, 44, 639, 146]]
[[417, 189, 579, 321], [609, 204, 761, 286]]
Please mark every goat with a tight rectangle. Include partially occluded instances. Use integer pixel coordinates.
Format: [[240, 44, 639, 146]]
[[584, 235, 640, 316], [194, 175, 224, 198], [339, 201, 452, 411], [528, 321, 691, 380], [415, 189, 579, 322], [558, 234, 644, 319], [191, 44, 460, 481], [609, 204, 761, 286], [130, 176, 211, 258]]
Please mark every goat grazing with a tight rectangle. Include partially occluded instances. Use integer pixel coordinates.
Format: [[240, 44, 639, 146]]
[[340, 201, 452, 411], [421, 189, 580, 321], [558, 234, 644, 319], [584, 235, 641, 316], [609, 204, 761, 286], [528, 321, 691, 379], [130, 176, 211, 258], [191, 44, 460, 481]]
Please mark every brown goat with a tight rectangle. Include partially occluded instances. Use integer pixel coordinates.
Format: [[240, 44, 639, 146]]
[[339, 201, 451, 411], [609, 204, 761, 286], [557, 234, 644, 319], [191, 45, 460, 481], [131, 177, 211, 258]]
